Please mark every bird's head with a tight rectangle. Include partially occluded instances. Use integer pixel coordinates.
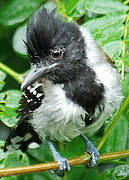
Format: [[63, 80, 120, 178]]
[[21, 8, 87, 90]]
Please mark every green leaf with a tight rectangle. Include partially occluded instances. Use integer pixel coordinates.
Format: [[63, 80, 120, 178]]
[[0, 70, 6, 91], [0, 0, 44, 27], [60, 0, 81, 14], [102, 41, 122, 70], [123, 105, 129, 122], [125, 20, 129, 68], [0, 149, 8, 161], [70, 0, 88, 20], [60, 136, 85, 158], [59, 0, 88, 20], [0, 90, 22, 109], [122, 73, 129, 97], [13, 23, 27, 57], [0, 140, 5, 149], [16, 171, 61, 180], [0, 80, 5, 91], [27, 141, 53, 162], [68, 166, 91, 180], [59, 0, 128, 20], [0, 104, 19, 127], [5, 90, 22, 109], [125, 54, 129, 68], [111, 165, 129, 178], [0, 90, 21, 127], [83, 11, 126, 46], [28, 137, 84, 163], [100, 115, 128, 153], [83, 11, 126, 71], [12, 2, 57, 57], [86, 0, 128, 14], [0, 70, 6, 81], [1, 176, 17, 180], [122, 73, 129, 121], [3, 151, 29, 168]]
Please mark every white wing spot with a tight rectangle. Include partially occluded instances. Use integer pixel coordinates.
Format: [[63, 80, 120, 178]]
[[36, 93, 43, 98], [33, 90, 37, 95], [27, 86, 31, 90]]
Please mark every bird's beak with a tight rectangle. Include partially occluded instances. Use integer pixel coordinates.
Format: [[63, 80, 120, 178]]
[[21, 63, 58, 91]]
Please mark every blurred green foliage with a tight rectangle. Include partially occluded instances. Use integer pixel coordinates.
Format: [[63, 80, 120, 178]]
[[0, 0, 129, 179]]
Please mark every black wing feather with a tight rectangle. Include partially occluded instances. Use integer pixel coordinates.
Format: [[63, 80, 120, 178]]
[[4, 84, 44, 152]]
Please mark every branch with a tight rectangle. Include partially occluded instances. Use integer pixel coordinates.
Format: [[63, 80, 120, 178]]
[[124, 0, 129, 5], [0, 62, 27, 84], [0, 150, 129, 178]]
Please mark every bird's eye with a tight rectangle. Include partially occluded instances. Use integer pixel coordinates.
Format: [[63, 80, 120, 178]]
[[51, 48, 63, 60]]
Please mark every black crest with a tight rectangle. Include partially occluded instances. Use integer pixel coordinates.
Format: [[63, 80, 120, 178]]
[[26, 8, 84, 63]]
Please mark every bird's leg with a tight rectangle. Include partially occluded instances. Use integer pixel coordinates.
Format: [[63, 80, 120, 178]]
[[47, 139, 70, 177], [80, 134, 99, 167]]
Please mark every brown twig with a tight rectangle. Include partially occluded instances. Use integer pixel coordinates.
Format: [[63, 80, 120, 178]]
[[0, 150, 129, 178]]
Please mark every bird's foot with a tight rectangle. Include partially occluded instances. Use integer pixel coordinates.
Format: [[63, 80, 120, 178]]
[[81, 134, 99, 167], [86, 140, 99, 167], [48, 140, 70, 177], [51, 154, 70, 177]]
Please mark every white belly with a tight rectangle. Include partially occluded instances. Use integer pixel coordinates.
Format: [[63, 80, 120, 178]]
[[31, 82, 86, 142]]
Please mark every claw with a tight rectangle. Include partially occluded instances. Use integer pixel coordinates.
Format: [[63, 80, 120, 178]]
[[58, 157, 70, 171], [88, 147, 99, 167], [81, 134, 99, 167], [48, 140, 70, 177], [52, 155, 70, 177], [51, 157, 70, 177]]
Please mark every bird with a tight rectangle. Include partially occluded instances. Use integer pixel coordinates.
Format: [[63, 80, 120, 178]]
[[4, 7, 123, 177]]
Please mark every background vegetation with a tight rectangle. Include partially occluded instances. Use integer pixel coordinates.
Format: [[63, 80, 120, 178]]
[[0, 0, 129, 179]]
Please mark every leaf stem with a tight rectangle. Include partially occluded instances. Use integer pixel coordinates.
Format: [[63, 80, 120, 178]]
[[97, 95, 129, 151], [123, 0, 129, 5], [0, 150, 129, 178], [0, 62, 27, 84]]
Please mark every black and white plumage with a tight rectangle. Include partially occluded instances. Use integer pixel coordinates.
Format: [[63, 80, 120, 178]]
[[4, 8, 122, 176]]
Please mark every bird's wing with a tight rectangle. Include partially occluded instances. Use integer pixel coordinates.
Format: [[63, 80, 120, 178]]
[[4, 84, 44, 152], [4, 117, 42, 152]]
